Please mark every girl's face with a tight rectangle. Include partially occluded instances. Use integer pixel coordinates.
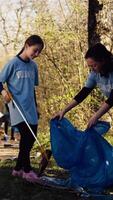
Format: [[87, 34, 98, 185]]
[[86, 58, 104, 73], [25, 44, 43, 59]]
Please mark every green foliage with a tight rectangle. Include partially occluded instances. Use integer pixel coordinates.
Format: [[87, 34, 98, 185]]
[[0, 0, 113, 147]]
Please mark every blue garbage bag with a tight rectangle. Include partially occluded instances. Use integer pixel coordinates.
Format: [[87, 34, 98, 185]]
[[50, 118, 113, 192]]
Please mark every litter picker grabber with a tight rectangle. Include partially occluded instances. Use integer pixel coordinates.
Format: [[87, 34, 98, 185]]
[[12, 99, 43, 152], [8, 93, 52, 176]]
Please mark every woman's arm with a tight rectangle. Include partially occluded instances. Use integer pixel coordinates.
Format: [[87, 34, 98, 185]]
[[53, 99, 78, 120], [53, 87, 92, 120], [87, 89, 113, 128], [87, 102, 111, 129]]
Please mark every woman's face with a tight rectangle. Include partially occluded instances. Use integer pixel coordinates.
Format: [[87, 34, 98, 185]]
[[86, 58, 104, 73]]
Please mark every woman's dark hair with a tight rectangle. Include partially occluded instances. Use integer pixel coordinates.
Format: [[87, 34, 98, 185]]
[[85, 43, 113, 76], [85, 43, 111, 61], [18, 34, 44, 55]]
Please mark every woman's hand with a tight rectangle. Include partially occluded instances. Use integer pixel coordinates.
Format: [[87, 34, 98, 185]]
[[52, 110, 65, 120], [87, 115, 98, 129], [1, 89, 12, 103], [87, 102, 111, 129], [52, 99, 78, 120]]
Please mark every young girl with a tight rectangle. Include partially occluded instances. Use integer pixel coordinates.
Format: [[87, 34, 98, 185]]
[[0, 35, 44, 183], [54, 43, 113, 129]]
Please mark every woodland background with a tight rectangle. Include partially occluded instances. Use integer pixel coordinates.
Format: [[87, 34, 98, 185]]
[[0, 0, 113, 147]]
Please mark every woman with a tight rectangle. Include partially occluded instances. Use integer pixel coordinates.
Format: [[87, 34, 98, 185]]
[[54, 43, 113, 129]]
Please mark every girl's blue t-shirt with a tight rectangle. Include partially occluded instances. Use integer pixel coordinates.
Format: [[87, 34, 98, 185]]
[[0, 56, 39, 126], [85, 71, 113, 97]]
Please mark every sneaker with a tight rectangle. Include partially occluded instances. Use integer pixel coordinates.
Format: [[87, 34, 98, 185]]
[[22, 170, 39, 183], [4, 133, 9, 141], [12, 169, 23, 177]]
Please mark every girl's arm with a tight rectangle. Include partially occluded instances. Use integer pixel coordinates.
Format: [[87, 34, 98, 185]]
[[34, 88, 40, 119], [34, 89, 37, 107], [1, 89, 11, 103], [0, 82, 11, 103], [0, 61, 14, 102]]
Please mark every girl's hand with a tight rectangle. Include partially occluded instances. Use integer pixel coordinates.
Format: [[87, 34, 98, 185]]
[[87, 115, 98, 129], [1, 89, 12, 103], [52, 110, 65, 120]]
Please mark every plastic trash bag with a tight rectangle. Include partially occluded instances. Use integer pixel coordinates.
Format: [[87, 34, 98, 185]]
[[50, 118, 113, 192]]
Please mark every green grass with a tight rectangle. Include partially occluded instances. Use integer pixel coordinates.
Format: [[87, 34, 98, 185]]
[[0, 159, 77, 200]]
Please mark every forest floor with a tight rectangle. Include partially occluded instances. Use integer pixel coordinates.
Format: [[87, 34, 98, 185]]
[[0, 133, 78, 200]]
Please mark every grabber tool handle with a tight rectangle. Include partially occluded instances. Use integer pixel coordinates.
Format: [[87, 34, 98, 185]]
[[7, 92, 48, 161]]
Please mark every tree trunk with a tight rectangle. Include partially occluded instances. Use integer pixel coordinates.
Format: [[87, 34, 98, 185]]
[[88, 0, 103, 47]]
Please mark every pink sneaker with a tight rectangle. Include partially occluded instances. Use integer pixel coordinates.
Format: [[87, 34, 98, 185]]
[[12, 169, 23, 177], [22, 171, 39, 183]]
